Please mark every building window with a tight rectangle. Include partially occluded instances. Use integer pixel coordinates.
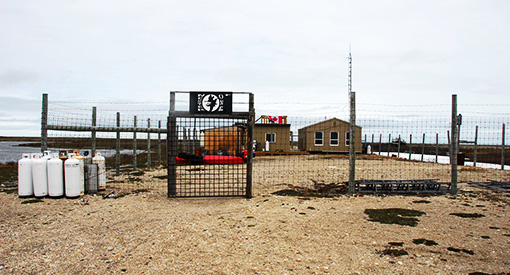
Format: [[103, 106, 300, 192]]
[[315, 131, 323, 146], [345, 131, 350, 146], [330, 131, 339, 146], [266, 133, 275, 143]]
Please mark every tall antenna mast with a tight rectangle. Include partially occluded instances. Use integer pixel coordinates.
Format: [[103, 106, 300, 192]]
[[348, 45, 352, 95]]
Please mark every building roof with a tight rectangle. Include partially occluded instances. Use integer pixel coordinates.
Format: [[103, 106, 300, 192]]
[[298, 117, 361, 131]]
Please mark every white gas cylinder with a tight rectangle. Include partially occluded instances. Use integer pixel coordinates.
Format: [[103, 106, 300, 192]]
[[47, 154, 64, 197], [92, 152, 106, 191], [32, 153, 48, 197], [75, 154, 85, 195], [18, 153, 33, 197], [64, 155, 81, 198]]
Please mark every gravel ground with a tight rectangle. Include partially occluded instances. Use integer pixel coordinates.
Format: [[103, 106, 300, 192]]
[[1, 157, 510, 274]]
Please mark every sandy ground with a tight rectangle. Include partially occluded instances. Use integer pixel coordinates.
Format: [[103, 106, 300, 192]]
[[1, 156, 510, 274]]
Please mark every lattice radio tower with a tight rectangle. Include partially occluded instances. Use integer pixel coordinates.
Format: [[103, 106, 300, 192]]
[[348, 48, 352, 95]]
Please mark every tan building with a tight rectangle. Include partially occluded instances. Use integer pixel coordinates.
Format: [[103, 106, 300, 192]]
[[298, 118, 362, 153], [201, 118, 291, 154], [202, 124, 246, 155], [254, 123, 291, 152]]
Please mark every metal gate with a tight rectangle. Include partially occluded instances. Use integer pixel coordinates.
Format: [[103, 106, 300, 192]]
[[167, 92, 254, 198]]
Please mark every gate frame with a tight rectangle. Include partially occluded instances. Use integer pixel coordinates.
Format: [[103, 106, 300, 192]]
[[167, 91, 255, 198]]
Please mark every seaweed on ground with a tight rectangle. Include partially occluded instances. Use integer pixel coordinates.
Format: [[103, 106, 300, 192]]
[[365, 208, 426, 227]]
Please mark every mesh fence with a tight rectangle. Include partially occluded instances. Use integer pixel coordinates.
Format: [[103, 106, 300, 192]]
[[43, 97, 509, 197]]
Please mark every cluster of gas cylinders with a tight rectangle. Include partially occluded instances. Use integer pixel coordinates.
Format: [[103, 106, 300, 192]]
[[18, 150, 107, 199]]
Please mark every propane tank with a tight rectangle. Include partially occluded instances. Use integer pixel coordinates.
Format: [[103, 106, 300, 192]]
[[92, 152, 106, 191], [75, 153, 85, 196], [18, 153, 33, 198], [47, 154, 64, 197], [32, 153, 48, 198], [43, 150, 51, 159], [65, 154, 81, 198]]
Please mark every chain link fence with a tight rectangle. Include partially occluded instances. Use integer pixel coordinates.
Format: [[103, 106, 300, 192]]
[[39, 94, 509, 197]]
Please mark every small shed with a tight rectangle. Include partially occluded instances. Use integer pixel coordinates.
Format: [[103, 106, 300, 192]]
[[254, 124, 291, 152], [298, 117, 362, 153], [202, 124, 246, 155], [253, 115, 291, 152]]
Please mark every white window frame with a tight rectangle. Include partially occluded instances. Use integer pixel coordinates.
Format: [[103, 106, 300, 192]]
[[314, 131, 323, 146], [266, 133, 276, 143], [345, 131, 350, 146], [330, 131, 339, 146]]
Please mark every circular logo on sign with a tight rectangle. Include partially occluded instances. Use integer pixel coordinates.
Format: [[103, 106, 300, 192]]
[[201, 94, 220, 112]]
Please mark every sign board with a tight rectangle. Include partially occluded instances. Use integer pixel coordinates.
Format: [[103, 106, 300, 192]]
[[190, 92, 233, 114]]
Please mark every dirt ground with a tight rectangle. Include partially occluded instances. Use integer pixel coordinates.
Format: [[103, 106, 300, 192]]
[[1, 155, 510, 275], [0, 183, 509, 275]]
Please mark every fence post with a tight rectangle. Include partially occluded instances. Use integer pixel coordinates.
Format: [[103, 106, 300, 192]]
[[167, 92, 177, 197], [246, 93, 255, 198], [421, 133, 425, 162], [378, 133, 382, 155], [451, 94, 458, 195], [370, 133, 374, 154], [41, 93, 48, 152], [92, 106, 97, 157], [474, 126, 478, 167], [133, 116, 137, 170], [348, 92, 356, 195], [408, 134, 412, 160], [147, 118, 151, 168], [158, 120, 162, 166], [387, 133, 391, 156], [502, 124, 506, 170], [435, 133, 439, 163], [116, 112, 121, 176], [397, 134, 401, 158]]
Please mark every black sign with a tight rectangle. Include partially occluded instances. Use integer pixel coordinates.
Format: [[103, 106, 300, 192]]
[[190, 92, 233, 114]]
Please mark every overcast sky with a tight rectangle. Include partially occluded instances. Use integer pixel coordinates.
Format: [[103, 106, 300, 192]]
[[1, 0, 509, 136]]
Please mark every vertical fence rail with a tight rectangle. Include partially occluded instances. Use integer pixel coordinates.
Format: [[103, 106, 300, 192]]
[[92, 107, 97, 157], [451, 94, 458, 195], [133, 116, 137, 170], [348, 92, 356, 195], [41, 94, 48, 152], [502, 124, 506, 170], [116, 112, 120, 176], [147, 118, 151, 169]]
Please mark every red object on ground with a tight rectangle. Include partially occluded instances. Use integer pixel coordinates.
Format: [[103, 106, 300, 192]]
[[203, 155, 244, 164], [176, 157, 187, 164]]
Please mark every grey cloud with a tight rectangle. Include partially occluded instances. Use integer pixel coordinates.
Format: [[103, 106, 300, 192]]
[[0, 69, 38, 86]]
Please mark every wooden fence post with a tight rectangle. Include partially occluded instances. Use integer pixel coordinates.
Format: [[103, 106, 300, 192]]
[[41, 93, 48, 152], [147, 118, 151, 168], [133, 116, 137, 170], [158, 120, 162, 166], [421, 133, 425, 162], [116, 112, 120, 176], [408, 134, 412, 160], [435, 133, 439, 163], [92, 106, 96, 157], [451, 94, 458, 195], [397, 134, 401, 158], [502, 124, 506, 170], [348, 92, 356, 195], [474, 126, 478, 167], [387, 134, 391, 156], [378, 133, 382, 155]]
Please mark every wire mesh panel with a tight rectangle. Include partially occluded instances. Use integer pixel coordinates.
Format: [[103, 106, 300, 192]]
[[168, 117, 250, 197], [167, 92, 254, 198]]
